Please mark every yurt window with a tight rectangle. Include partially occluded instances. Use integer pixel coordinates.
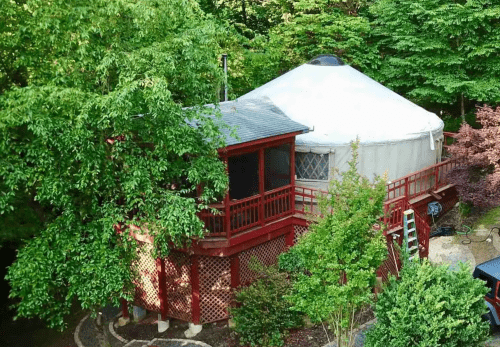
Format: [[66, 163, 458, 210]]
[[295, 152, 329, 180], [265, 144, 291, 191]]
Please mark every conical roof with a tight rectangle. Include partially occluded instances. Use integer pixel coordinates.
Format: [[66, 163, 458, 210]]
[[239, 57, 443, 146]]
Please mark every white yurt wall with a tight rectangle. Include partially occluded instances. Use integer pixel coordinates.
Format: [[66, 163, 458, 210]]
[[239, 55, 444, 191]]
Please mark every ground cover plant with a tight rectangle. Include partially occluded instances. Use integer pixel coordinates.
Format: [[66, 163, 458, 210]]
[[279, 141, 387, 347], [365, 259, 489, 347]]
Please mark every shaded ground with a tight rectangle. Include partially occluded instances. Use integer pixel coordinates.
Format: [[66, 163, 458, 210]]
[[116, 308, 374, 347], [116, 315, 329, 347], [429, 204, 500, 347], [0, 242, 87, 347]]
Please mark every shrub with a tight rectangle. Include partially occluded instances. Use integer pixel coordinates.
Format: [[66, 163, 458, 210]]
[[280, 140, 387, 347], [448, 105, 500, 207], [365, 260, 489, 347], [229, 257, 303, 347]]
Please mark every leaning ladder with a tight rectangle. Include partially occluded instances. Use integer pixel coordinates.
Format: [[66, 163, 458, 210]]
[[403, 209, 419, 261]]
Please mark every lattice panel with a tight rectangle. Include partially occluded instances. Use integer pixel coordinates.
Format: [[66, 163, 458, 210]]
[[165, 252, 192, 322], [133, 242, 161, 312], [378, 242, 400, 283], [293, 224, 309, 244], [295, 152, 329, 180], [239, 236, 287, 285], [199, 256, 231, 324]]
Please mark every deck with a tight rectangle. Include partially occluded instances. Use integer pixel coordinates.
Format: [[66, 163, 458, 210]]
[[198, 158, 461, 251]]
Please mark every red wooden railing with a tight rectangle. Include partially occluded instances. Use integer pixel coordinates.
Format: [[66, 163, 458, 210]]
[[386, 159, 459, 200], [199, 184, 295, 238], [200, 158, 459, 243]]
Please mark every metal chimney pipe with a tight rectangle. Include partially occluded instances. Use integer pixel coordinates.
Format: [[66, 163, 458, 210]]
[[222, 54, 228, 101]]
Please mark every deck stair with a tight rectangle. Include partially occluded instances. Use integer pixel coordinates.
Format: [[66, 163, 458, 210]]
[[403, 209, 419, 261]]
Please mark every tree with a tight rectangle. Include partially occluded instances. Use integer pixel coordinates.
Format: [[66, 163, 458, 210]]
[[368, 0, 500, 121], [1, 0, 228, 330], [268, 0, 380, 73], [365, 260, 489, 347], [447, 105, 500, 208], [279, 141, 387, 347]]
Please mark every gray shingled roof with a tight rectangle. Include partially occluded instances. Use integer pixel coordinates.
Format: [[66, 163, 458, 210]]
[[204, 97, 309, 147]]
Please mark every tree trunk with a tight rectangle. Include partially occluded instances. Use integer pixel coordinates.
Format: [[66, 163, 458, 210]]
[[460, 93, 465, 123], [241, 0, 247, 25]]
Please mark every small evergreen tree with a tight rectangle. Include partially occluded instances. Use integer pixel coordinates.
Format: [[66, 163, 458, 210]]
[[279, 140, 387, 347]]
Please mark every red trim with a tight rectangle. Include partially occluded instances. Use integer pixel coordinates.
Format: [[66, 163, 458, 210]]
[[157, 258, 167, 319], [230, 256, 240, 288], [189, 218, 301, 256], [191, 255, 200, 324], [221, 132, 301, 155]]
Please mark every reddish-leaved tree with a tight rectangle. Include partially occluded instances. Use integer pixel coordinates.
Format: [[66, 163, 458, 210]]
[[448, 106, 500, 207]]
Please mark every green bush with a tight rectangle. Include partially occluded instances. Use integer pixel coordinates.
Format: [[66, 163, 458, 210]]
[[279, 140, 387, 347], [229, 257, 303, 347], [365, 260, 489, 347]]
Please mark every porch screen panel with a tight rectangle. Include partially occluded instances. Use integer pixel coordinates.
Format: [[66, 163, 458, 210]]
[[264, 144, 291, 191], [228, 152, 259, 199], [295, 152, 329, 180]]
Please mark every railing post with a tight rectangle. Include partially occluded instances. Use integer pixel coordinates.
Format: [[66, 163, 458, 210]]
[[259, 148, 265, 225], [434, 165, 440, 190], [404, 177, 409, 199], [224, 191, 231, 239]]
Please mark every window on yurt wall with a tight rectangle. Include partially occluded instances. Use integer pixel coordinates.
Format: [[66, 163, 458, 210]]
[[295, 152, 329, 180], [265, 144, 291, 191], [228, 152, 259, 200]]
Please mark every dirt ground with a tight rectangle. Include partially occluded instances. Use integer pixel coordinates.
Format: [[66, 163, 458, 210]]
[[116, 307, 374, 347], [430, 204, 500, 268], [429, 204, 500, 347]]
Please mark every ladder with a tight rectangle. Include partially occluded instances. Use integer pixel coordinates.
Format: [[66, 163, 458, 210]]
[[403, 209, 419, 261]]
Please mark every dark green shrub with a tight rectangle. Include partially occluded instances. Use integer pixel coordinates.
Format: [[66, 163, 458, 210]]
[[365, 260, 489, 347], [229, 257, 303, 347]]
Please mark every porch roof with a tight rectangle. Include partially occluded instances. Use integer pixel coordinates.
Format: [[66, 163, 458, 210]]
[[206, 97, 309, 147]]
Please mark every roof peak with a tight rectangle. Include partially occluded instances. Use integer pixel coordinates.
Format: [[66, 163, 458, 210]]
[[307, 55, 344, 66]]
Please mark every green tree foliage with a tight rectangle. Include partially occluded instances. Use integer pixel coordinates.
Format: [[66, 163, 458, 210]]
[[197, 0, 290, 38], [268, 0, 380, 73], [365, 260, 489, 347], [279, 141, 387, 347], [1, 0, 228, 330], [229, 257, 303, 347], [369, 0, 500, 120]]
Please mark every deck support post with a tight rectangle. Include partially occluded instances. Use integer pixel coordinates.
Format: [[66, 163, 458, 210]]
[[157, 257, 168, 322], [286, 228, 294, 247], [230, 255, 240, 288], [190, 255, 200, 325]]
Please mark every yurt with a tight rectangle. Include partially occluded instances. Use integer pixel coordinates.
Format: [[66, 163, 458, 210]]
[[238, 55, 444, 190]]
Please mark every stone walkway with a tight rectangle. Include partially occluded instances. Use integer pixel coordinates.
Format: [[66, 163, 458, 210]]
[[75, 307, 213, 347]]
